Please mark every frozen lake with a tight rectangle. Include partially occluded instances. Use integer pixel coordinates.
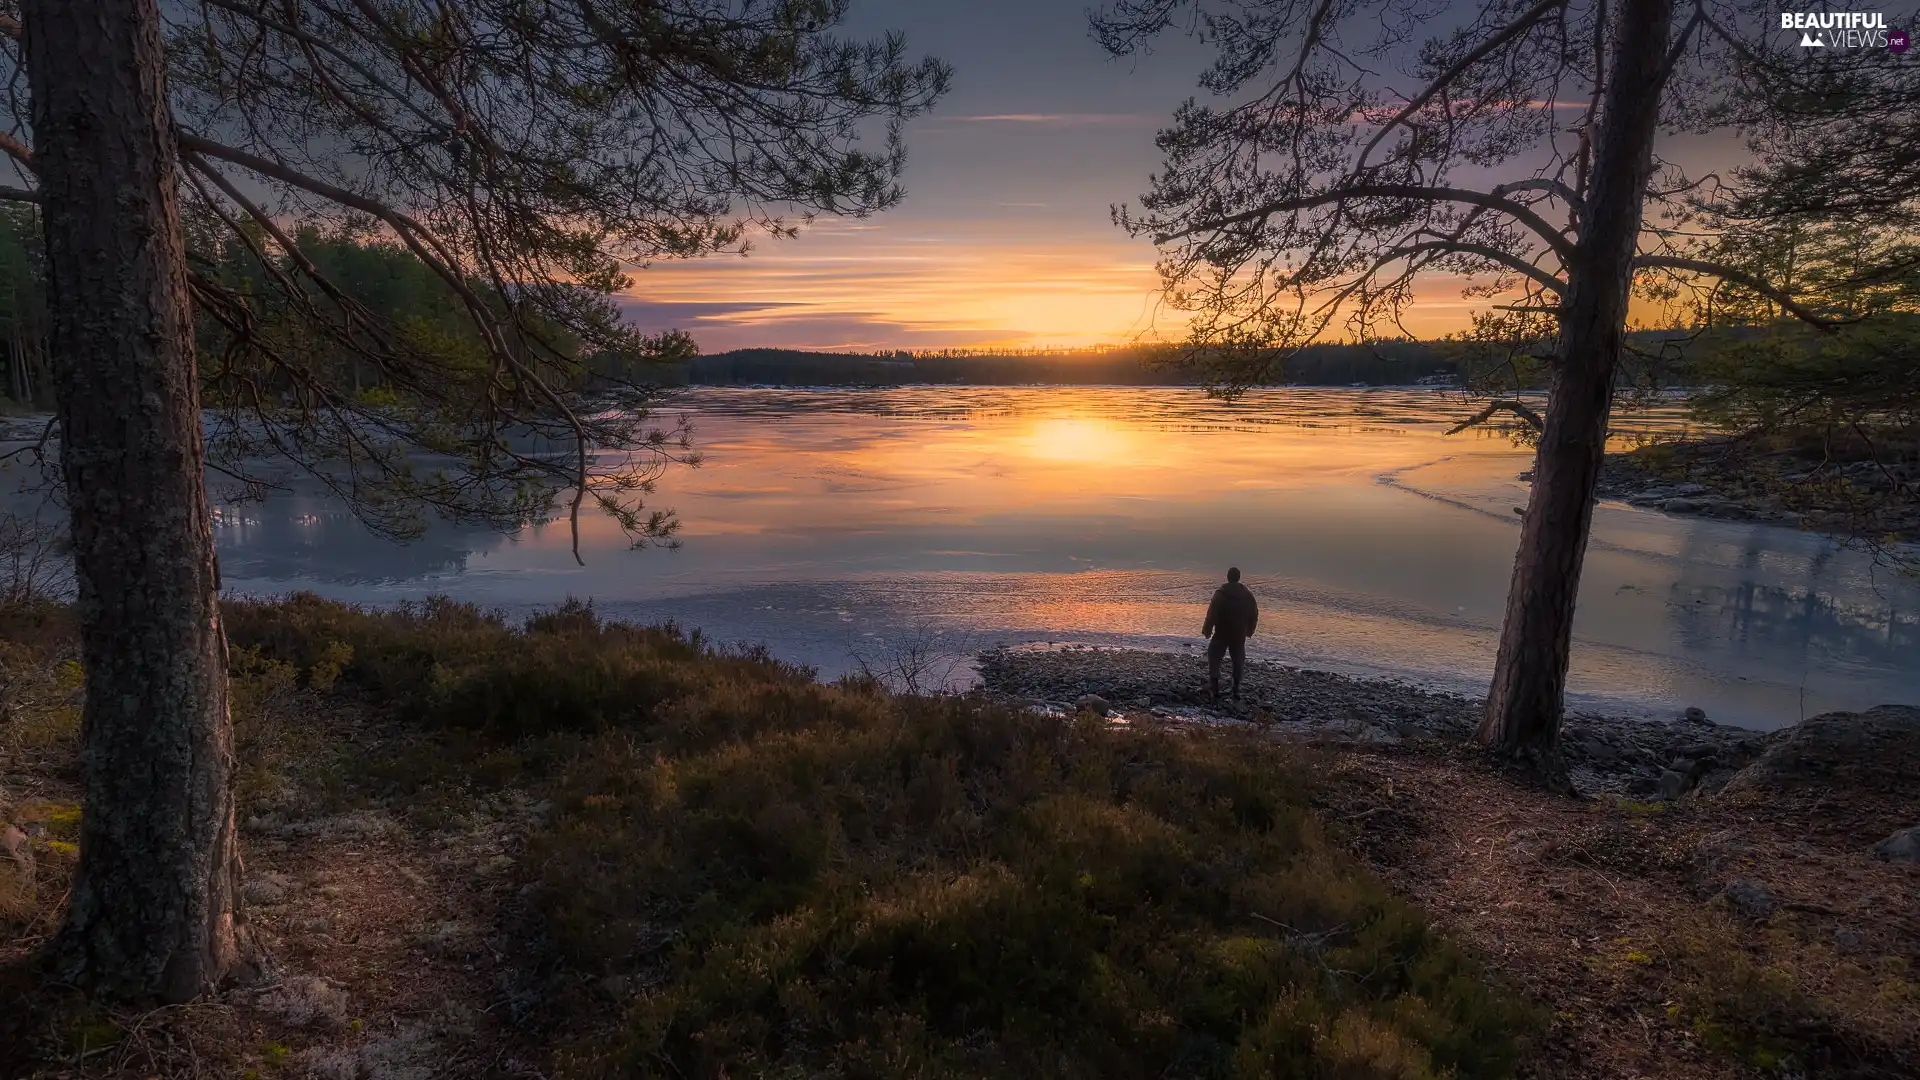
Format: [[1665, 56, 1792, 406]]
[[46, 386, 1915, 731]]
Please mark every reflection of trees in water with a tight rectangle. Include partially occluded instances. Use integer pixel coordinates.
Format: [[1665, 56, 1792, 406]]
[[213, 488, 508, 586], [2, 464, 510, 587], [1667, 530, 1915, 666]]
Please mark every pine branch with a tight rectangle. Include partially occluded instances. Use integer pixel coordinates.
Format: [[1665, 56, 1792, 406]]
[[1158, 184, 1576, 260]]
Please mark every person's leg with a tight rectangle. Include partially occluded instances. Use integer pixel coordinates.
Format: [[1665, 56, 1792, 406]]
[[1206, 635, 1226, 702], [1229, 639, 1246, 699]]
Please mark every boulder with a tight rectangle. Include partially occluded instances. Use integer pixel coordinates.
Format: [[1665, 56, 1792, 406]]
[[1694, 768, 1740, 798], [1663, 498, 1703, 514], [1657, 769, 1688, 800], [1073, 694, 1110, 714], [1718, 879, 1775, 920], [1873, 826, 1920, 864], [1571, 738, 1620, 767], [1720, 706, 1920, 796]]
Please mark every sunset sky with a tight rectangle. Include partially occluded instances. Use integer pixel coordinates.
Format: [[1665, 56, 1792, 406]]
[[613, 1, 1795, 354], [616, 0, 1522, 354], [617, 0, 1209, 353]]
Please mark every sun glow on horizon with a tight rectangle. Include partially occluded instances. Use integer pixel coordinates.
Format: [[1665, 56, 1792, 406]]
[[619, 223, 1515, 353]]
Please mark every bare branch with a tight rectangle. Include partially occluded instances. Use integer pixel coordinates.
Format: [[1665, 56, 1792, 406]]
[[0, 131, 33, 172], [1493, 177, 1583, 212], [177, 132, 432, 247], [192, 0, 454, 137], [1632, 255, 1850, 329], [1446, 399, 1544, 436], [1356, 0, 1568, 171], [1158, 184, 1575, 261], [1379, 240, 1567, 295], [0, 184, 35, 202]]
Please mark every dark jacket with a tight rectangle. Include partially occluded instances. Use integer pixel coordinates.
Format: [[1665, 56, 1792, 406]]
[[1203, 581, 1259, 641]]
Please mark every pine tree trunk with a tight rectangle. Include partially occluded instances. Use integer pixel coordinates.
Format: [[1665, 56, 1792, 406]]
[[23, 0, 251, 1002], [8, 327, 22, 404], [1478, 0, 1675, 768], [28, 336, 42, 408]]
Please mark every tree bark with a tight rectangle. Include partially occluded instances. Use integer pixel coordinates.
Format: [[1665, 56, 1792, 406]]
[[24, 0, 250, 1002], [1478, 0, 1675, 767]]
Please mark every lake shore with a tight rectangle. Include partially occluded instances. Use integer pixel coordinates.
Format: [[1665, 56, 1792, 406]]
[[976, 645, 1775, 799], [1585, 436, 1920, 544]]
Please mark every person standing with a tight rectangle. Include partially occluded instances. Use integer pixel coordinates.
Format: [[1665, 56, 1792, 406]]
[[1202, 567, 1259, 703]]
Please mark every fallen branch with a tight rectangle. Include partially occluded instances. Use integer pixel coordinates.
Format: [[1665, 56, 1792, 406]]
[[1446, 399, 1544, 435]]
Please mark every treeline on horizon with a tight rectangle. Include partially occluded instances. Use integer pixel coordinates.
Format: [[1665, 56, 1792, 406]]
[[0, 206, 1729, 404], [673, 322, 1729, 388], [0, 212, 1472, 398], [678, 343, 1462, 387]]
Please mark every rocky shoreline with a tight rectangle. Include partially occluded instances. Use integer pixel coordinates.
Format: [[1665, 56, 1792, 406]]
[[977, 645, 1771, 798], [1578, 437, 1920, 541]]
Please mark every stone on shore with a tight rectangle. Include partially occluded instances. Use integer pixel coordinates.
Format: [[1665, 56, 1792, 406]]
[[974, 646, 1777, 797], [1719, 705, 1920, 796], [1657, 769, 1688, 800], [1874, 826, 1920, 864]]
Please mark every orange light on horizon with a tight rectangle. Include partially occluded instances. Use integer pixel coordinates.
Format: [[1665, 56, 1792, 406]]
[[619, 222, 1550, 351]]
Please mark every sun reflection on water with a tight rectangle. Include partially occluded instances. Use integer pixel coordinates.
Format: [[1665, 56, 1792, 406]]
[[204, 387, 1920, 730]]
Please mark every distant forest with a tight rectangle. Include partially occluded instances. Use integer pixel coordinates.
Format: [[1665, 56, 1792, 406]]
[[677, 342, 1459, 388], [0, 208, 1699, 401]]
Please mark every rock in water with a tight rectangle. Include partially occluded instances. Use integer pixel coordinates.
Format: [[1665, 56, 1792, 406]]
[[1720, 705, 1920, 795], [1874, 826, 1920, 864], [1683, 706, 1708, 723]]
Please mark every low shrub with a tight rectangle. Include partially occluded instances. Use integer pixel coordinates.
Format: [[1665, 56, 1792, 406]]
[[530, 695, 1535, 1078], [224, 593, 815, 740], [21, 595, 1540, 1078]]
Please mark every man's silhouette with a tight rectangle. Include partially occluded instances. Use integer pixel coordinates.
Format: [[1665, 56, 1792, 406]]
[[1202, 567, 1259, 703]]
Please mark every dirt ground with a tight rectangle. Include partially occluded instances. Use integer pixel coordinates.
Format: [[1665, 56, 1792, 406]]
[[1, 706, 538, 1079], [1323, 740, 1918, 1080]]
